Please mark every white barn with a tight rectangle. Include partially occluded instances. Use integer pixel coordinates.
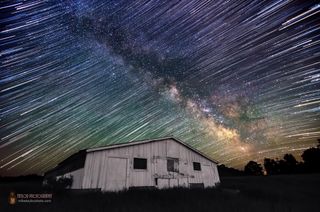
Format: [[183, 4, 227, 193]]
[[44, 137, 220, 191]]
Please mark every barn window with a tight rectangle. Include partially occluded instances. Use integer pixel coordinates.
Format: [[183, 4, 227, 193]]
[[167, 158, 179, 172], [133, 158, 147, 170], [193, 162, 201, 171]]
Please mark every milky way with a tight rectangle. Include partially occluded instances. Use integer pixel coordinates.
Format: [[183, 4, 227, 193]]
[[1, 0, 320, 175]]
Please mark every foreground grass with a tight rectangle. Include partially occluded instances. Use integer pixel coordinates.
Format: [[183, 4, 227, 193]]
[[1, 174, 319, 212]]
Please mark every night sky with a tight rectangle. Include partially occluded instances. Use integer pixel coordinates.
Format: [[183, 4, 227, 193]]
[[1, 0, 320, 176]]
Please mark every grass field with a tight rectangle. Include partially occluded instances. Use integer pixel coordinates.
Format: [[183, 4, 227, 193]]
[[1, 174, 319, 212]]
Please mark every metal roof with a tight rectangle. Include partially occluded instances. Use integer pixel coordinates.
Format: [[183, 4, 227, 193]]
[[86, 137, 219, 164]]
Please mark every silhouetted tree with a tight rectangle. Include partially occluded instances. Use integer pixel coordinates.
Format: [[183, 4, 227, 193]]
[[244, 161, 263, 176], [218, 164, 245, 176], [283, 154, 298, 174], [283, 154, 297, 165], [277, 159, 287, 174], [264, 158, 279, 175], [264, 154, 298, 175], [0, 174, 43, 183], [263, 139, 320, 175], [301, 140, 320, 173]]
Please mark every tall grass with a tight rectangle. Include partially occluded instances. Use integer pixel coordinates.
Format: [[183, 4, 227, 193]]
[[1, 174, 319, 212]]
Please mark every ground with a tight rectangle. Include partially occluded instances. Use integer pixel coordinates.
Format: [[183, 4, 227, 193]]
[[0, 174, 319, 212]]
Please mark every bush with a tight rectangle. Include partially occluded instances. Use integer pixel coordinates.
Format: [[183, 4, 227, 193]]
[[44, 176, 73, 190]]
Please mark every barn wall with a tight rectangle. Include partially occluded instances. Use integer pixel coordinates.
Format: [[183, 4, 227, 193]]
[[165, 139, 220, 187], [59, 168, 84, 189], [82, 138, 220, 191]]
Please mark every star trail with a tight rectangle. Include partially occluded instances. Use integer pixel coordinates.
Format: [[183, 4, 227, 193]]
[[0, 0, 320, 175]]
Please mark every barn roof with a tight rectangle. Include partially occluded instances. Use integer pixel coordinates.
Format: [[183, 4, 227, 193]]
[[87, 137, 219, 164], [44, 149, 87, 178], [44, 137, 219, 177]]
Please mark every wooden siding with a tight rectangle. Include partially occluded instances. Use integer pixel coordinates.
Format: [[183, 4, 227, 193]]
[[59, 168, 84, 189], [82, 138, 220, 191]]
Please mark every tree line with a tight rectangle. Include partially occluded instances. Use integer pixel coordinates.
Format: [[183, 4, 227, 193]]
[[244, 139, 320, 176]]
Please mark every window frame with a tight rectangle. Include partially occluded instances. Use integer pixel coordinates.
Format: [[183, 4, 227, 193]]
[[167, 157, 179, 172], [193, 162, 201, 171], [133, 157, 148, 170]]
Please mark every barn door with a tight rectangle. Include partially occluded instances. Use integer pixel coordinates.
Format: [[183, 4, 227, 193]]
[[202, 164, 214, 187], [105, 157, 127, 191], [178, 161, 189, 187]]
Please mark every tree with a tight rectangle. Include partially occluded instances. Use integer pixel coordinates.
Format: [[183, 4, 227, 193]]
[[244, 161, 263, 176], [218, 164, 245, 177], [301, 143, 320, 173], [260, 139, 320, 175], [283, 154, 297, 165], [264, 154, 298, 175], [282, 154, 298, 174], [264, 158, 279, 175]]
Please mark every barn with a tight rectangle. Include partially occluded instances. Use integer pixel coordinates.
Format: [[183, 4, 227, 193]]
[[44, 137, 220, 191]]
